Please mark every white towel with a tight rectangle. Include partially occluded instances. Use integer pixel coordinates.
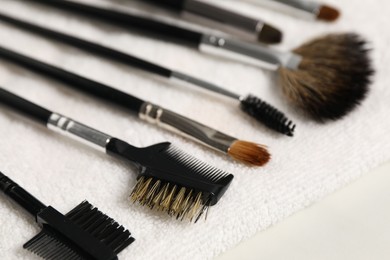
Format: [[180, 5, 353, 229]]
[[0, 0, 389, 259]]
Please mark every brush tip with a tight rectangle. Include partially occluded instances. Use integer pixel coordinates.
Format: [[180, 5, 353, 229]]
[[317, 5, 340, 22], [228, 140, 270, 167], [258, 24, 283, 44]]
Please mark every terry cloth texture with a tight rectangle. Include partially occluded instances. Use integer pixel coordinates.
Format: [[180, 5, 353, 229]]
[[0, 0, 389, 259]]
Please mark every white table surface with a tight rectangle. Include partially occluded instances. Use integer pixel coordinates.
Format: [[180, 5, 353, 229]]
[[217, 160, 390, 260]]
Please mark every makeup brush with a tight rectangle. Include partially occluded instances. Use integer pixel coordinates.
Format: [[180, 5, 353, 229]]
[[0, 46, 271, 166], [0, 171, 134, 259], [21, 0, 373, 121], [144, 0, 282, 44], [0, 88, 234, 222], [244, 0, 340, 22], [0, 12, 295, 136]]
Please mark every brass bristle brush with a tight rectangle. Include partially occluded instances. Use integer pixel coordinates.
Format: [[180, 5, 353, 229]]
[[0, 172, 134, 259], [0, 12, 295, 137], [0, 88, 234, 222], [23, 0, 373, 121], [0, 46, 270, 166]]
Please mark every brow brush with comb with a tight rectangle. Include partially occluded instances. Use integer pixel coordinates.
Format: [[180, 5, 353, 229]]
[[0, 171, 134, 259], [0, 12, 295, 137], [0, 45, 271, 166], [0, 88, 234, 222]]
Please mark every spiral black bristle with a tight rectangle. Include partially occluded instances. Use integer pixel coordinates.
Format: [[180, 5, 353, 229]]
[[240, 95, 295, 137]]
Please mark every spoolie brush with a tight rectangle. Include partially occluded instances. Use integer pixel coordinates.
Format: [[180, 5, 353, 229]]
[[0, 46, 270, 166], [15, 0, 372, 121], [0, 172, 134, 260], [0, 88, 234, 222], [0, 12, 294, 136]]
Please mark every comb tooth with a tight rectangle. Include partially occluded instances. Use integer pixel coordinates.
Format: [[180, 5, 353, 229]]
[[66, 201, 91, 219], [65, 201, 134, 255], [114, 236, 136, 254], [24, 231, 46, 250]]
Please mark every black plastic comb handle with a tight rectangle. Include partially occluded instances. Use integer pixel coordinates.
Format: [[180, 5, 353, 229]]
[[26, 0, 203, 48], [0, 46, 145, 114], [0, 88, 51, 125], [0, 172, 46, 217], [0, 12, 173, 78]]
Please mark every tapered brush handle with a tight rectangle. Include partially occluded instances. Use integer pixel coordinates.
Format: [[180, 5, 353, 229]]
[[0, 12, 172, 78], [0, 46, 145, 114], [0, 172, 47, 217], [146, 0, 185, 10], [27, 0, 203, 48], [0, 88, 51, 125]]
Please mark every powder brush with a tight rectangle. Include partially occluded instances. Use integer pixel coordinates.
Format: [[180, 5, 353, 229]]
[[0, 88, 234, 222], [144, 0, 282, 44], [21, 0, 373, 121], [0, 46, 270, 166], [0, 171, 134, 259], [243, 0, 340, 22], [0, 12, 295, 136]]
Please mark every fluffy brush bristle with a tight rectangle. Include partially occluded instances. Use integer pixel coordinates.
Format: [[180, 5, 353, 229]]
[[228, 140, 270, 166], [279, 33, 374, 121], [240, 95, 295, 136]]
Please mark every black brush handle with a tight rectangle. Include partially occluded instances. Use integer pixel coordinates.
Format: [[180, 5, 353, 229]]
[[0, 171, 47, 217], [0, 87, 52, 125], [0, 46, 145, 114], [146, 0, 186, 10], [26, 0, 203, 48], [0, 12, 172, 78]]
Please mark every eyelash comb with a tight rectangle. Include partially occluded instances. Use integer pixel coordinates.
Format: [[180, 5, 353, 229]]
[[22, 0, 373, 122], [0, 88, 234, 222], [0, 45, 271, 167], [0, 171, 134, 259], [0, 12, 295, 137]]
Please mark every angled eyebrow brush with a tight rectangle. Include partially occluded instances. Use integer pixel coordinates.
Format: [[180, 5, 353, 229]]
[[20, 0, 373, 121], [0, 45, 271, 166], [143, 0, 282, 44], [0, 12, 295, 137], [0, 88, 234, 222], [0, 171, 134, 259]]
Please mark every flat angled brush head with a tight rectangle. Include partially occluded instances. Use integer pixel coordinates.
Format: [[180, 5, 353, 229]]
[[107, 139, 233, 222], [279, 33, 374, 121], [24, 201, 134, 260], [317, 5, 340, 22]]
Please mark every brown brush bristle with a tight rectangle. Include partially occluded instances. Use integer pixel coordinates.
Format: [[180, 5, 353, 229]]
[[317, 5, 340, 22], [228, 140, 270, 166], [258, 24, 283, 44], [278, 33, 374, 121]]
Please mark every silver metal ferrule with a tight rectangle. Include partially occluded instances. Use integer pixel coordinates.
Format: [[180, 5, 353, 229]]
[[270, 0, 320, 15], [170, 71, 241, 100], [243, 0, 320, 18], [47, 113, 112, 153], [199, 34, 302, 70], [181, 0, 264, 42], [138, 103, 236, 153]]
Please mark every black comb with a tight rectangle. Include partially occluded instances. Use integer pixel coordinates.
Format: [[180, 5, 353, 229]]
[[0, 88, 234, 222], [107, 139, 233, 221], [0, 171, 134, 260]]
